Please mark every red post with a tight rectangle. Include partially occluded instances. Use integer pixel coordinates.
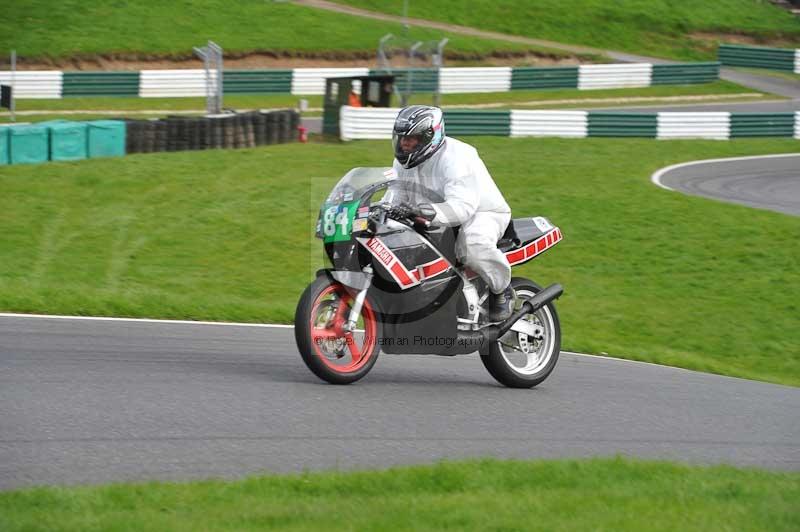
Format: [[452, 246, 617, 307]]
[[298, 126, 308, 143]]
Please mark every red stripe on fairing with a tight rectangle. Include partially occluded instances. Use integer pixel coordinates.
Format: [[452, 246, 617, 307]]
[[391, 262, 415, 286], [420, 258, 450, 279], [505, 228, 562, 266], [506, 248, 525, 264]]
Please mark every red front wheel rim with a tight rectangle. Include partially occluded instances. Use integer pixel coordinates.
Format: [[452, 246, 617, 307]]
[[309, 284, 378, 374]]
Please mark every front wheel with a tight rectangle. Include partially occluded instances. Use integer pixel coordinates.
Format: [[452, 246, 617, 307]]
[[295, 275, 381, 384], [480, 278, 561, 388]]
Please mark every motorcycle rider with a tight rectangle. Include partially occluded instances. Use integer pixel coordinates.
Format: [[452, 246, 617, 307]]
[[387, 105, 514, 322]]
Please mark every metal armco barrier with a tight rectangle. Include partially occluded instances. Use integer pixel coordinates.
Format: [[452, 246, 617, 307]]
[[0, 71, 61, 99], [718, 44, 799, 73], [588, 112, 657, 138], [579, 64, 651, 90], [652, 63, 720, 85], [340, 106, 800, 140], [62, 72, 140, 97], [656, 113, 730, 140], [511, 67, 579, 90], [443, 109, 510, 135], [291, 68, 369, 95], [223, 70, 293, 94], [439, 67, 512, 94], [510, 110, 587, 138], [729, 113, 796, 138], [0, 63, 723, 99], [139, 70, 217, 98]]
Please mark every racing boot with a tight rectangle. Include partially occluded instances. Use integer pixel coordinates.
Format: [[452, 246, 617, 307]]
[[487, 285, 515, 322]]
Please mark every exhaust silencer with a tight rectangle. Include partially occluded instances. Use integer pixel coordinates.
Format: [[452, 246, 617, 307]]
[[495, 283, 563, 338]]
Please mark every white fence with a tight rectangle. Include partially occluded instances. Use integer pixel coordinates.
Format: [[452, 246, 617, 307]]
[[657, 112, 730, 140], [139, 70, 217, 98], [290, 68, 369, 95], [0, 71, 62, 99], [439, 67, 512, 94], [340, 106, 398, 141], [796, 50, 800, 74], [796, 112, 800, 139], [510, 110, 588, 138], [578, 64, 652, 90]]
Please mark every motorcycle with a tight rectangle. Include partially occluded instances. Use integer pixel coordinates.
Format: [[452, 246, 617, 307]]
[[295, 167, 564, 388]]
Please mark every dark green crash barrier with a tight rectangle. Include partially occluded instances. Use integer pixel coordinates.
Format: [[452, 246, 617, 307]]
[[443, 109, 511, 136], [718, 44, 796, 71]]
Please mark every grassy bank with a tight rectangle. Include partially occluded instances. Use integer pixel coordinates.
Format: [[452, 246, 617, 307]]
[[334, 0, 800, 61], [0, 138, 798, 385], [1, 458, 798, 531], [0, 1, 552, 62]]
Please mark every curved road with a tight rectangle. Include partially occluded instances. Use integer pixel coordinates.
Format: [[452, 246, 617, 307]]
[[653, 153, 800, 216], [1, 314, 798, 490]]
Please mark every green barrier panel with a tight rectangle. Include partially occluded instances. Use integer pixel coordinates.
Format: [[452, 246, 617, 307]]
[[87, 120, 126, 158], [9, 124, 49, 164], [588, 112, 657, 138], [62, 72, 140, 97], [42, 120, 88, 161], [718, 44, 795, 71], [223, 70, 293, 94], [510, 67, 579, 90], [443, 109, 511, 136], [652, 63, 720, 85], [730, 113, 795, 138], [370, 68, 440, 93], [0, 127, 9, 164]]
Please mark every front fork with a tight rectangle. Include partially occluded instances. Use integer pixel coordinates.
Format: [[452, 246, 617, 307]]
[[342, 265, 374, 333]]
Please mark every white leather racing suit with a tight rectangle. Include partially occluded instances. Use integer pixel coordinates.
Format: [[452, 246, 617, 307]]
[[389, 136, 512, 294]]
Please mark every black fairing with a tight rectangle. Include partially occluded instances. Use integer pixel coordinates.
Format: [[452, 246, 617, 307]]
[[375, 275, 462, 355]]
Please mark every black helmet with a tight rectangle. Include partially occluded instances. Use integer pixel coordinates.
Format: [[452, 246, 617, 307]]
[[392, 105, 445, 169]]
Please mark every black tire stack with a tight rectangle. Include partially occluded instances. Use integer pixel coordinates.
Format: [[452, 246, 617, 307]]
[[124, 110, 300, 154]]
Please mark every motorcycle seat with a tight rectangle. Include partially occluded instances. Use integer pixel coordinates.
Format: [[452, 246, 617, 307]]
[[496, 218, 549, 252]]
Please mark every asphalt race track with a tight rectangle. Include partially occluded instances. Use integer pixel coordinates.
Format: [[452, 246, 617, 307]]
[[2, 314, 799, 490], [653, 154, 800, 216], [3, 155, 800, 490]]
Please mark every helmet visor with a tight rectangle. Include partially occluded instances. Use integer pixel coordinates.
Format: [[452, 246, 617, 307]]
[[392, 132, 426, 156]]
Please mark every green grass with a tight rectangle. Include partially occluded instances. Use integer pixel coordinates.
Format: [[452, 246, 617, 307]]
[[1, 138, 799, 385], [0, 1, 552, 61], [334, 0, 800, 61], [0, 458, 798, 531]]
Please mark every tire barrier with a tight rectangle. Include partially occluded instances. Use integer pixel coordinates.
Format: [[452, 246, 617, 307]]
[[340, 106, 800, 140], [0, 63, 722, 99], [124, 109, 299, 154], [0, 110, 299, 165]]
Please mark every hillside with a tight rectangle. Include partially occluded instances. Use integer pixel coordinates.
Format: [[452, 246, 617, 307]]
[[331, 0, 800, 60], [0, 0, 571, 65]]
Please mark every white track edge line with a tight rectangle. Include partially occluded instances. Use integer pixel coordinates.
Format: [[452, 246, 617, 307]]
[[0, 313, 294, 328], [0, 312, 730, 373], [650, 152, 800, 191]]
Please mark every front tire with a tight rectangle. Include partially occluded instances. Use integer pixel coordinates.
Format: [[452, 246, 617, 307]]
[[480, 278, 561, 388], [295, 275, 381, 384]]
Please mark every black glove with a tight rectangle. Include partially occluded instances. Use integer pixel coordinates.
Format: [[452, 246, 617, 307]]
[[387, 202, 418, 221]]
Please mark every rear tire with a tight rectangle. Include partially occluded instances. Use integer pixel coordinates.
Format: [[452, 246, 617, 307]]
[[295, 275, 381, 384], [480, 278, 561, 388]]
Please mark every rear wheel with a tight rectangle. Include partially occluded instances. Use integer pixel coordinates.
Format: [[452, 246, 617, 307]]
[[480, 278, 561, 388], [295, 275, 380, 384]]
